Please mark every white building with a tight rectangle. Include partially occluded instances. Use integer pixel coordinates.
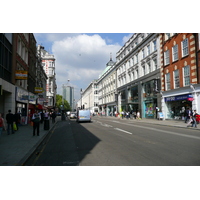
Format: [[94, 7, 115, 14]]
[[40, 47, 57, 109], [97, 55, 117, 116], [77, 80, 98, 114], [36, 45, 48, 109], [115, 33, 161, 118]]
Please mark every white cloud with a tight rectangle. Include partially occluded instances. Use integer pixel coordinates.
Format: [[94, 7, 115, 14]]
[[122, 33, 133, 44], [52, 34, 121, 100]]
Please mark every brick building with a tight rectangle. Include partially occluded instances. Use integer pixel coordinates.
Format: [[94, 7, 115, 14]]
[[160, 33, 200, 119]]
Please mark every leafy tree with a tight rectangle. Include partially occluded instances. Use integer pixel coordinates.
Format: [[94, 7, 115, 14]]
[[56, 94, 71, 111]]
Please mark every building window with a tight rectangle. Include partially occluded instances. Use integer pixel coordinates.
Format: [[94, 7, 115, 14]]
[[164, 50, 170, 65], [174, 69, 180, 88], [17, 38, 21, 55], [153, 40, 157, 51], [166, 73, 170, 90], [142, 65, 145, 76], [147, 62, 151, 73], [182, 38, 189, 57], [135, 54, 138, 64], [142, 49, 145, 59], [165, 33, 170, 40], [132, 57, 134, 65], [172, 44, 178, 62], [147, 45, 150, 56], [135, 69, 138, 79], [132, 72, 134, 81], [198, 33, 200, 50], [128, 73, 131, 82], [153, 58, 157, 70], [183, 65, 190, 86]]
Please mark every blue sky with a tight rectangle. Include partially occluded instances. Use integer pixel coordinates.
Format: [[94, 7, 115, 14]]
[[34, 33, 132, 101]]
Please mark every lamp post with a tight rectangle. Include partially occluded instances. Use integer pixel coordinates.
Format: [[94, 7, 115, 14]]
[[80, 88, 82, 109], [190, 84, 198, 112]]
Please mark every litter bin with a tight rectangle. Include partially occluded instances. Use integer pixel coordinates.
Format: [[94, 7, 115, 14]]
[[44, 119, 50, 130]]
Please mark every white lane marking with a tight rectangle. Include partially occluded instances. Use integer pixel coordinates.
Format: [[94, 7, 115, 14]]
[[112, 121, 200, 140], [114, 128, 132, 135], [95, 120, 113, 127]]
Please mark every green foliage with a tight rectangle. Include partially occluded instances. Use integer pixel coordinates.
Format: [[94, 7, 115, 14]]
[[56, 94, 71, 111]]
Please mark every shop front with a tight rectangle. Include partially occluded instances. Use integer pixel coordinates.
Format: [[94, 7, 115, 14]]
[[143, 97, 157, 119], [16, 87, 37, 124], [143, 80, 158, 119], [127, 86, 139, 116], [164, 94, 193, 119]]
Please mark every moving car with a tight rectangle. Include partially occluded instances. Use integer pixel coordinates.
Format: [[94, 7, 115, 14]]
[[69, 112, 76, 119], [76, 110, 91, 122]]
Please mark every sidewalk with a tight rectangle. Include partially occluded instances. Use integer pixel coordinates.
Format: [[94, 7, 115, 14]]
[[97, 115, 200, 130], [0, 117, 60, 166]]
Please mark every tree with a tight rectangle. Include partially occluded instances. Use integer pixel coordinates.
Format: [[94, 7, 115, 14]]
[[56, 94, 71, 111]]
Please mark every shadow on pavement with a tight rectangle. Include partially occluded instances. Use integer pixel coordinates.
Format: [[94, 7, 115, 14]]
[[24, 119, 101, 166]]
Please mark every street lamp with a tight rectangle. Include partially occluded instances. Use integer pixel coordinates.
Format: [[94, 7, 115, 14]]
[[190, 84, 198, 111], [80, 88, 82, 109]]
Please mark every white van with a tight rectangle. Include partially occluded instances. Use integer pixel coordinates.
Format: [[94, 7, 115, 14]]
[[77, 110, 91, 122]]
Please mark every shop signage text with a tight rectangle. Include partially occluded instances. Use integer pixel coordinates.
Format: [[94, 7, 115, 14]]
[[165, 94, 193, 102]]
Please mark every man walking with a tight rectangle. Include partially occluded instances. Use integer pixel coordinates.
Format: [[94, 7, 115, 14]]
[[51, 110, 56, 123], [32, 110, 41, 136], [6, 110, 14, 135]]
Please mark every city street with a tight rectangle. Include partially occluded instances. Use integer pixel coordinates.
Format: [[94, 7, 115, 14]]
[[24, 116, 200, 166]]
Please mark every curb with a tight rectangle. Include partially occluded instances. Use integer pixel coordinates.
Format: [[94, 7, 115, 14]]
[[16, 121, 58, 166]]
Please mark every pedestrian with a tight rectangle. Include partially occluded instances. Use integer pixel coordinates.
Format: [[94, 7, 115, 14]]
[[0, 113, 6, 136], [126, 111, 130, 119], [184, 108, 189, 123], [13, 112, 20, 131], [136, 110, 141, 119], [40, 111, 44, 124], [44, 110, 49, 120], [51, 110, 56, 123], [121, 111, 124, 119], [32, 110, 41, 136], [186, 108, 193, 127], [185, 108, 192, 123], [192, 110, 198, 128], [6, 110, 14, 135]]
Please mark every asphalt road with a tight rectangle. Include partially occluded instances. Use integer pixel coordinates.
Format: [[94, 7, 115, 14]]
[[24, 116, 200, 166]]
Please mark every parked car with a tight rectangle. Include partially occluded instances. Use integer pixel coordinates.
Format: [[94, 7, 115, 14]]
[[69, 112, 77, 119], [76, 110, 91, 122]]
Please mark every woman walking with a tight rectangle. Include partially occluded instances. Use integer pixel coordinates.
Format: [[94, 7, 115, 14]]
[[0, 113, 6, 136]]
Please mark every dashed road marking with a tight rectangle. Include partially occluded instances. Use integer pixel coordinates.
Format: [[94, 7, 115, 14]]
[[114, 128, 132, 135]]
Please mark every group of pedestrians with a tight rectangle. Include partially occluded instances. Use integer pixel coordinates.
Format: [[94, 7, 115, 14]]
[[120, 110, 141, 119], [0, 109, 57, 137], [32, 109, 57, 136], [0, 110, 21, 136], [184, 108, 199, 128]]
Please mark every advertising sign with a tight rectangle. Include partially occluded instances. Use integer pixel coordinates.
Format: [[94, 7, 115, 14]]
[[34, 87, 43, 93], [15, 70, 28, 80]]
